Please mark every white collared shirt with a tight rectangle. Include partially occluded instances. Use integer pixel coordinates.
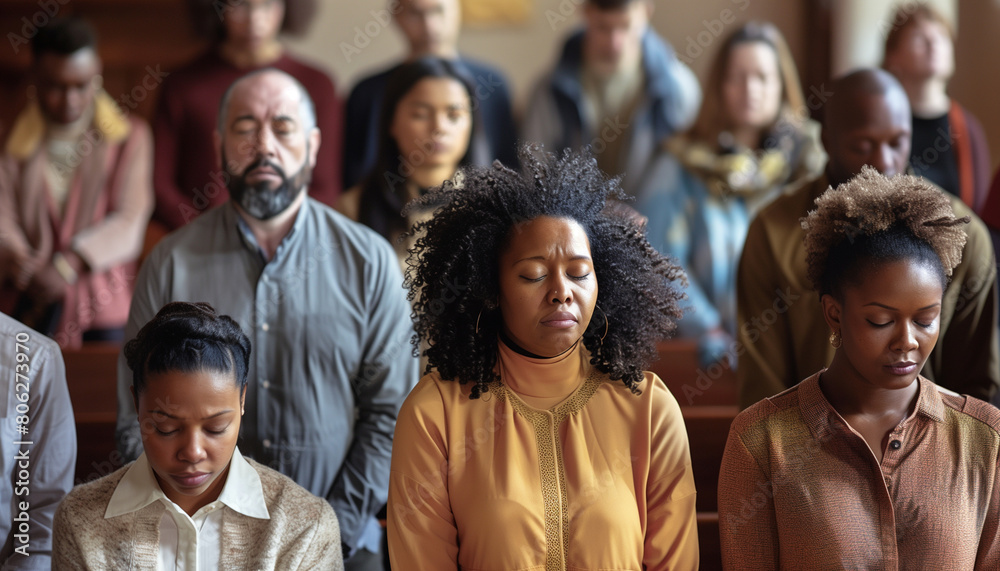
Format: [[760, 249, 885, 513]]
[[105, 448, 270, 570]]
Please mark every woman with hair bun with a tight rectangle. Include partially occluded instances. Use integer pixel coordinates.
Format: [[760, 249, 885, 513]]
[[53, 301, 343, 569], [718, 167, 1000, 569], [387, 146, 699, 569]]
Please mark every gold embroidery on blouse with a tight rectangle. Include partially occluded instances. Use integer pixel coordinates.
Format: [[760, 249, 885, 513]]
[[494, 370, 605, 571]]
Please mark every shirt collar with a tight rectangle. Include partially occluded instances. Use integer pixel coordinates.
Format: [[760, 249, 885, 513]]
[[913, 376, 947, 422], [797, 372, 946, 442], [227, 198, 309, 262], [105, 453, 164, 518], [217, 448, 269, 519], [105, 448, 269, 520]]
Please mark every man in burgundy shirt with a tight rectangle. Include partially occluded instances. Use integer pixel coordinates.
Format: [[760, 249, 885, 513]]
[[152, 0, 341, 230]]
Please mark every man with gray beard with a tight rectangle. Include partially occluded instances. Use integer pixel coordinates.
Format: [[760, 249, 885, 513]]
[[115, 68, 417, 569]]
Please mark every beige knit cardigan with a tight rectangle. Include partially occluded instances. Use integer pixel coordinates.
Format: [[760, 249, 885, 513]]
[[52, 458, 344, 570]]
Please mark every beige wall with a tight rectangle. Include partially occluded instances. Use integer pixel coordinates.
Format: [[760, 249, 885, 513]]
[[285, 0, 804, 114], [951, 0, 1000, 171]]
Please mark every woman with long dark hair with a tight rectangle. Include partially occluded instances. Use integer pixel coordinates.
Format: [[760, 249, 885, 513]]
[[337, 57, 488, 262]]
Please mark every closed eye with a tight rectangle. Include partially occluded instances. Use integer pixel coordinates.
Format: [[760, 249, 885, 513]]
[[569, 273, 591, 281], [519, 276, 544, 283], [866, 319, 890, 328], [155, 428, 177, 436]]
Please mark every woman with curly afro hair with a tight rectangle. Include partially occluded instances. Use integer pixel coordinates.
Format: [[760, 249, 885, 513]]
[[719, 167, 1000, 570], [386, 146, 699, 570]]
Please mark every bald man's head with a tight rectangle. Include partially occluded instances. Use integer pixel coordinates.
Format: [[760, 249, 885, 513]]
[[217, 68, 316, 135], [215, 69, 321, 221], [822, 68, 911, 187]]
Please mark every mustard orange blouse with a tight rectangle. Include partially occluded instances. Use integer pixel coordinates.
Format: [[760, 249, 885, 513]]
[[387, 340, 699, 570]]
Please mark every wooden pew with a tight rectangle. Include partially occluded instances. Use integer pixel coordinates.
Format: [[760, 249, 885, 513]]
[[683, 405, 736, 514], [651, 340, 738, 511], [62, 343, 123, 484], [651, 340, 737, 567], [651, 340, 737, 406], [698, 512, 722, 571], [685, 409, 735, 569]]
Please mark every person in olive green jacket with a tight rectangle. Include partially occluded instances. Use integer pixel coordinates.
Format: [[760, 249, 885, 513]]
[[736, 68, 998, 410]]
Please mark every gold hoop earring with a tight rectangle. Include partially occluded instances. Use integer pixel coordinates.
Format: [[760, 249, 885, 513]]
[[476, 297, 499, 336], [596, 305, 609, 343], [829, 331, 842, 348]]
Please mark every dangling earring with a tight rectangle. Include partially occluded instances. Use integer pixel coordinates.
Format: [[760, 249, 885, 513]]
[[475, 309, 484, 335], [829, 331, 842, 348]]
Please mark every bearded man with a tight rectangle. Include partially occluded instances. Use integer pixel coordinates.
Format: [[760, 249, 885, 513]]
[[114, 68, 417, 569]]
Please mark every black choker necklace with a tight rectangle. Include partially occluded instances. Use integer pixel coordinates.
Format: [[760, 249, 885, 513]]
[[499, 330, 579, 359]]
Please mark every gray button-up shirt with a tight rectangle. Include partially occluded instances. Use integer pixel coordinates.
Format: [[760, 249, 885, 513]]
[[115, 199, 417, 551], [0, 313, 76, 570]]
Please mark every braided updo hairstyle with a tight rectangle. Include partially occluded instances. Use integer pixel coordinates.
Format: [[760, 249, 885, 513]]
[[124, 301, 251, 396], [404, 145, 687, 399], [802, 166, 969, 299]]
